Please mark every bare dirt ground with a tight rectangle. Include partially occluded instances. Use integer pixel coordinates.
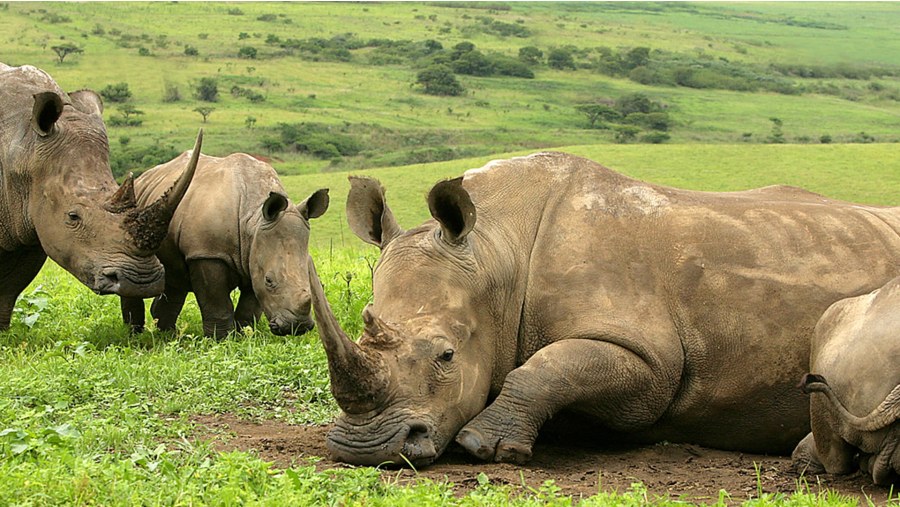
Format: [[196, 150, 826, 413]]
[[193, 414, 895, 504]]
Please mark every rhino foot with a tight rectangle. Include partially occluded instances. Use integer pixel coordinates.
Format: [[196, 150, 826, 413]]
[[456, 426, 533, 464]]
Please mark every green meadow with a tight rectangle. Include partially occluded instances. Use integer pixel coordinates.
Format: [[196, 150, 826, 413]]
[[3, 2, 900, 505]]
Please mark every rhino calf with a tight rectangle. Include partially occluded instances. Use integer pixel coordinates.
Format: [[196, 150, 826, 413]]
[[0, 63, 200, 330], [120, 153, 328, 337], [792, 276, 900, 485]]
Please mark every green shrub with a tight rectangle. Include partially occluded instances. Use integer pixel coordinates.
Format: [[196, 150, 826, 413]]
[[193, 77, 219, 102], [416, 65, 464, 96], [238, 46, 258, 59], [547, 48, 576, 70], [99, 82, 132, 103]]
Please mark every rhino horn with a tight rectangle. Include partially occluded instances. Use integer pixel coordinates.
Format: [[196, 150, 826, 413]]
[[105, 173, 137, 213], [308, 259, 389, 414], [124, 130, 202, 253]]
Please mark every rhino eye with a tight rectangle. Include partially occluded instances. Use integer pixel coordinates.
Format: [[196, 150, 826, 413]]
[[66, 210, 81, 223], [264, 274, 276, 289], [439, 349, 454, 362]]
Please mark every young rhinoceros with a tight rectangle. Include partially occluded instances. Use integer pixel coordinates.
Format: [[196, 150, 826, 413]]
[[792, 276, 900, 485], [120, 152, 329, 337]]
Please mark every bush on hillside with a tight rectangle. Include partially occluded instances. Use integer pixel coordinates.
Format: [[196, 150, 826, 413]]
[[416, 65, 465, 96], [193, 77, 219, 102], [100, 82, 132, 103]]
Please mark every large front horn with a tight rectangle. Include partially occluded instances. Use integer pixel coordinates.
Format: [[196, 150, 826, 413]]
[[124, 130, 202, 252], [308, 259, 389, 414]]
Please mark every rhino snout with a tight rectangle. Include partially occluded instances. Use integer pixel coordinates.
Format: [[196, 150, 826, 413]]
[[327, 418, 438, 467], [93, 265, 165, 297], [268, 315, 314, 336]]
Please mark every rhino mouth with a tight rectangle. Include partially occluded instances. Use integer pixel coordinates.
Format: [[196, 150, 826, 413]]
[[327, 414, 439, 467], [268, 314, 314, 336], [92, 262, 165, 297]]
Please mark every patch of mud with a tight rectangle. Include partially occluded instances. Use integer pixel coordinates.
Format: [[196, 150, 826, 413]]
[[192, 414, 894, 503]]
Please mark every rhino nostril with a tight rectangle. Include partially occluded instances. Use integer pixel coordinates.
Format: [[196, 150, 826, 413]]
[[101, 269, 119, 284], [402, 421, 437, 461]]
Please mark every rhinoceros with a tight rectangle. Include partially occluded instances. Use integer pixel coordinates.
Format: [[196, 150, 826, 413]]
[[120, 152, 329, 337], [791, 276, 900, 484], [308, 151, 900, 467], [0, 63, 201, 330]]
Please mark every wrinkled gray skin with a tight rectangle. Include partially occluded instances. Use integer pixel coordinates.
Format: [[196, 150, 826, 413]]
[[792, 276, 900, 485], [310, 151, 900, 467], [0, 63, 201, 330], [120, 153, 329, 337]]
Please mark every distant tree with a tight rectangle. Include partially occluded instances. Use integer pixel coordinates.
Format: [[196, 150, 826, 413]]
[[184, 45, 199, 56], [450, 41, 476, 60], [452, 50, 493, 76], [613, 125, 641, 143], [416, 65, 464, 96], [50, 42, 83, 63], [423, 39, 443, 54], [194, 78, 219, 102], [575, 103, 621, 129], [819, 134, 832, 144], [100, 82, 132, 103], [518, 46, 543, 65], [163, 82, 181, 103], [239, 32, 250, 40], [260, 137, 284, 154], [547, 48, 575, 70], [244, 116, 257, 129], [623, 47, 651, 70], [118, 104, 143, 120], [193, 106, 215, 123], [767, 117, 785, 144], [614, 93, 657, 115], [109, 105, 143, 127], [138, 47, 151, 56], [238, 46, 258, 59]]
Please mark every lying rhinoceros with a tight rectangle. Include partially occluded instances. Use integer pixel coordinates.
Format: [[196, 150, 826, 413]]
[[792, 276, 900, 484], [120, 152, 328, 337], [0, 62, 200, 330], [308, 151, 900, 467]]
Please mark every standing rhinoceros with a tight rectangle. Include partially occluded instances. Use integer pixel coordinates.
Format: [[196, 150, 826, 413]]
[[308, 151, 900, 467], [120, 152, 329, 337], [0, 63, 201, 330], [792, 276, 900, 485]]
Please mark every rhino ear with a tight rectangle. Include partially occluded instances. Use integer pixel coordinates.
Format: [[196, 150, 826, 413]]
[[428, 177, 475, 245], [69, 90, 103, 115], [32, 92, 64, 136], [298, 188, 330, 220], [262, 192, 289, 222], [347, 176, 403, 250]]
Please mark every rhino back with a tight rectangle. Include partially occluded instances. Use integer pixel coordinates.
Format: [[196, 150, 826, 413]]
[[461, 152, 900, 447], [135, 153, 284, 279], [812, 277, 900, 417]]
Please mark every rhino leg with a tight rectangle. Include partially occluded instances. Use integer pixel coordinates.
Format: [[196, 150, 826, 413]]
[[809, 396, 856, 475], [187, 259, 237, 338], [0, 247, 47, 330], [456, 338, 677, 464], [234, 288, 262, 331], [120, 297, 146, 333], [791, 432, 827, 475], [150, 285, 187, 332]]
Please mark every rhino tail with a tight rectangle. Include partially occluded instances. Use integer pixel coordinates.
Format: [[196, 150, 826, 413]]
[[801, 373, 900, 432]]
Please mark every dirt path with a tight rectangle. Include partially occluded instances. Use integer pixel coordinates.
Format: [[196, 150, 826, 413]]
[[193, 414, 894, 503]]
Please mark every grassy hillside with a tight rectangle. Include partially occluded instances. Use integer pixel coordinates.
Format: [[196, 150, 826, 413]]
[[286, 143, 900, 249], [2, 2, 900, 176]]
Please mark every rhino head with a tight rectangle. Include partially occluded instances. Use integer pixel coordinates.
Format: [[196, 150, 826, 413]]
[[250, 188, 329, 335], [310, 176, 498, 466], [20, 87, 202, 297]]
